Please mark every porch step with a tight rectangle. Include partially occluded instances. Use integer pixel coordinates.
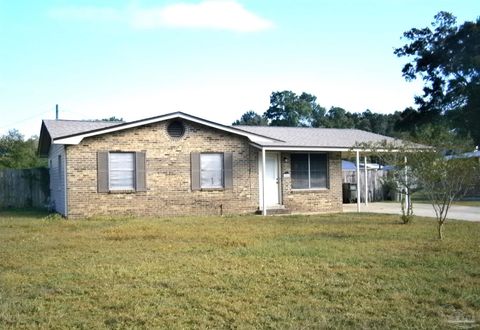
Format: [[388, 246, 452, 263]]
[[256, 207, 291, 215]]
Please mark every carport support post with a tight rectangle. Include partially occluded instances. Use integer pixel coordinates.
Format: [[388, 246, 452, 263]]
[[356, 150, 361, 212], [364, 156, 368, 206], [262, 148, 267, 216], [404, 156, 409, 212]]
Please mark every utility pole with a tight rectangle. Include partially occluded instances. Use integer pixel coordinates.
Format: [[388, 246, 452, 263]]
[[56, 104, 59, 120]]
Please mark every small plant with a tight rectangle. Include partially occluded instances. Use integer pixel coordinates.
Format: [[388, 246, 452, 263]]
[[400, 199, 414, 224], [41, 213, 64, 222]]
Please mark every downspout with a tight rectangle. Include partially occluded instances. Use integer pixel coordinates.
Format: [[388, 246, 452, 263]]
[[356, 150, 361, 212], [262, 147, 267, 216]]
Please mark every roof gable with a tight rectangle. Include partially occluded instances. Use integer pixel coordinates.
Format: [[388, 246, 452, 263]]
[[43, 119, 120, 139], [41, 112, 280, 152], [38, 120, 120, 156]]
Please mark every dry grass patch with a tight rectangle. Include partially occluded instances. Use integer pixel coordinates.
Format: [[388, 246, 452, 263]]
[[0, 209, 479, 329]]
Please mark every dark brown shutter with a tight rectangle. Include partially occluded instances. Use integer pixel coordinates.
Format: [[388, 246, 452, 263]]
[[326, 153, 330, 189], [135, 151, 147, 192], [224, 152, 233, 189], [97, 151, 109, 193], [191, 152, 201, 191]]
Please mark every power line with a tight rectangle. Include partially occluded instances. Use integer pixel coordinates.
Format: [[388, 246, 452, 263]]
[[0, 109, 52, 130]]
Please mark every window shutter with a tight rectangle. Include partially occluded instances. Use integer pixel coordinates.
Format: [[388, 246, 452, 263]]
[[326, 153, 330, 189], [224, 152, 233, 189], [97, 151, 109, 193], [135, 151, 147, 192], [191, 152, 201, 191]]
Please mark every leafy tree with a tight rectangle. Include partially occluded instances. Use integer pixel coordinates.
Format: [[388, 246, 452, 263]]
[[308, 103, 327, 128], [232, 90, 402, 135], [100, 117, 123, 122], [232, 111, 267, 126], [394, 12, 480, 145], [323, 107, 355, 128], [264, 91, 322, 126], [361, 126, 479, 238], [408, 128, 479, 239], [0, 130, 46, 169]]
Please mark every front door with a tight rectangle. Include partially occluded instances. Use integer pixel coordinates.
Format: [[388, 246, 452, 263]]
[[264, 153, 280, 206]]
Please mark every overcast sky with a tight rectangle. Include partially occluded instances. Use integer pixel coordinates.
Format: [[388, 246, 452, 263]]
[[0, 0, 478, 137]]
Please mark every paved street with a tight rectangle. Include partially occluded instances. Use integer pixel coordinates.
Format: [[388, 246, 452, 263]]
[[343, 202, 480, 222]]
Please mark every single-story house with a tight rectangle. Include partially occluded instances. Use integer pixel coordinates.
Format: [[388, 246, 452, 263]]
[[38, 112, 399, 219]]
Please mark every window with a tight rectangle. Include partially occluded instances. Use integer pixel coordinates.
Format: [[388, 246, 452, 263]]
[[200, 153, 224, 188], [97, 151, 146, 193], [109, 152, 135, 190], [291, 153, 328, 189], [190, 152, 232, 191]]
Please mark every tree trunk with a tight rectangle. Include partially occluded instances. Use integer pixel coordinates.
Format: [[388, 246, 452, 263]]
[[438, 222, 444, 240]]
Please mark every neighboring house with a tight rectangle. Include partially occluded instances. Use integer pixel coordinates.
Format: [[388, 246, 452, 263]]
[[38, 112, 399, 219]]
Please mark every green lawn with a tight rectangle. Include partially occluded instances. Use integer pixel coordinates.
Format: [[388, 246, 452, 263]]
[[0, 210, 479, 329]]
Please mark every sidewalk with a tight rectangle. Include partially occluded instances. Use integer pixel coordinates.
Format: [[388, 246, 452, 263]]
[[343, 202, 480, 222]]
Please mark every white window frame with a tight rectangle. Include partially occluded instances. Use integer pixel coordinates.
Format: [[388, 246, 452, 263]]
[[108, 152, 135, 191], [200, 153, 224, 189]]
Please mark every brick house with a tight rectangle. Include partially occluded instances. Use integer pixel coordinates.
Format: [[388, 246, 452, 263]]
[[38, 112, 398, 219]]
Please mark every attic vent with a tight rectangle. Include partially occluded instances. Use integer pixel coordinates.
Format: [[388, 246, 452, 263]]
[[167, 120, 185, 138]]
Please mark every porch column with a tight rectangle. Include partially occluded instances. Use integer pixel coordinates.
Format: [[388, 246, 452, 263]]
[[364, 156, 368, 206], [404, 156, 409, 211], [356, 150, 360, 212], [262, 148, 267, 216]]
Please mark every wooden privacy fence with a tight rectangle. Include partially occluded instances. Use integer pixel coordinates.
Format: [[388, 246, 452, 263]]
[[0, 168, 49, 209], [343, 169, 394, 202]]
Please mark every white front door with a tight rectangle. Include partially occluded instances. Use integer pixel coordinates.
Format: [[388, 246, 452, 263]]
[[262, 153, 280, 207]]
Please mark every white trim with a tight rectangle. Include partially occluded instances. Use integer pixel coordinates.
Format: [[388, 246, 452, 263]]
[[249, 143, 405, 153], [261, 148, 266, 216], [364, 156, 368, 206], [53, 113, 278, 145], [63, 148, 68, 217], [356, 151, 361, 212]]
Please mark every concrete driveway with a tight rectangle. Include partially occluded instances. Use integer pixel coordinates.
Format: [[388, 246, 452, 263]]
[[343, 202, 480, 222]]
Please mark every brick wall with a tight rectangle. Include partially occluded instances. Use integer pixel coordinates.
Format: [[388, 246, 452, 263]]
[[66, 120, 259, 219], [280, 152, 343, 213], [64, 119, 342, 219]]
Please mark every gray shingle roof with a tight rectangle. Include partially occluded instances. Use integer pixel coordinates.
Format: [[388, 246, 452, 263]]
[[43, 119, 121, 139], [40, 115, 406, 154], [234, 126, 398, 148]]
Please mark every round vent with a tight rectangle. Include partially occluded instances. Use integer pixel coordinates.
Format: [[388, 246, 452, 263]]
[[167, 120, 185, 138]]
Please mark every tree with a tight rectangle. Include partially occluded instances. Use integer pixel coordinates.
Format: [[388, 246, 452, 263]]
[[361, 127, 479, 238], [323, 107, 354, 128], [97, 117, 123, 122], [232, 111, 267, 126], [394, 12, 480, 146], [233, 90, 401, 134], [264, 91, 322, 126], [0, 130, 46, 169], [411, 148, 478, 240], [407, 127, 479, 239]]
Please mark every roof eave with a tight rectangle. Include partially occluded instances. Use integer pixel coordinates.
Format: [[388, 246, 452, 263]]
[[249, 142, 410, 153]]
